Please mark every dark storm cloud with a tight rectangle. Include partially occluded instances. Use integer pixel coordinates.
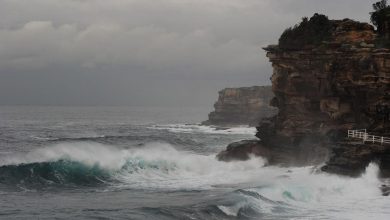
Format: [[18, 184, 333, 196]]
[[0, 0, 374, 106]]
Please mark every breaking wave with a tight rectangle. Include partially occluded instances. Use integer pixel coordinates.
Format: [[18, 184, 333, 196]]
[[0, 142, 266, 189], [0, 142, 388, 219]]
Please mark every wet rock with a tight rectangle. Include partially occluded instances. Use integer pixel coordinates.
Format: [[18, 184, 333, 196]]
[[380, 185, 390, 196], [216, 140, 270, 162]]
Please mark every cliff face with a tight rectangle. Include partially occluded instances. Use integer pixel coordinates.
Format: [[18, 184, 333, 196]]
[[203, 86, 277, 126], [218, 18, 390, 177], [262, 19, 390, 140]]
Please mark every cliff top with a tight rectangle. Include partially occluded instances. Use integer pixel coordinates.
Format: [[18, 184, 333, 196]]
[[269, 14, 376, 51]]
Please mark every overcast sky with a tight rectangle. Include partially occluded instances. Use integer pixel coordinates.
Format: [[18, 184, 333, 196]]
[[0, 0, 373, 106]]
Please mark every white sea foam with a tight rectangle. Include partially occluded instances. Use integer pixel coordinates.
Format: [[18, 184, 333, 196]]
[[113, 143, 267, 190], [218, 163, 390, 219], [148, 124, 256, 135], [2, 142, 389, 219], [0, 142, 266, 189]]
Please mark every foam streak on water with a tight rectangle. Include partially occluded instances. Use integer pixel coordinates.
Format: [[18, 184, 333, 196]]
[[148, 124, 257, 135]]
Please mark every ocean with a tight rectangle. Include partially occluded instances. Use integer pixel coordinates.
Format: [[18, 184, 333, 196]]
[[0, 106, 389, 219]]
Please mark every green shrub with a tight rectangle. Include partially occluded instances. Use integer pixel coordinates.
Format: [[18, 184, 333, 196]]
[[278, 13, 333, 50], [370, 1, 390, 47], [370, 1, 390, 39]]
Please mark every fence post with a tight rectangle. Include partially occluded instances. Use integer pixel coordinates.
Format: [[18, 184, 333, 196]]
[[382, 136, 384, 145], [363, 132, 367, 143]]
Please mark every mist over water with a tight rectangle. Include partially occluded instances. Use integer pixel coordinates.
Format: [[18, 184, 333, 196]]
[[0, 106, 389, 219]]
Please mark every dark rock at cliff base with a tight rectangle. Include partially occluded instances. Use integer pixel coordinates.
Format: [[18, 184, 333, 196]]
[[381, 185, 390, 196], [216, 140, 270, 162], [217, 138, 329, 166], [203, 86, 277, 127], [320, 143, 375, 177], [218, 15, 390, 177], [322, 140, 390, 177]]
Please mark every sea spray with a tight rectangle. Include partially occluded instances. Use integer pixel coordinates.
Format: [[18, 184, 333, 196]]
[[217, 163, 388, 219]]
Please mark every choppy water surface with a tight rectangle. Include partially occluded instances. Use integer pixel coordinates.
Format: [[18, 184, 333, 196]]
[[0, 106, 389, 219]]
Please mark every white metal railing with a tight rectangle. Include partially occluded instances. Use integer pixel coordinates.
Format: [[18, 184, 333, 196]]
[[347, 129, 390, 144]]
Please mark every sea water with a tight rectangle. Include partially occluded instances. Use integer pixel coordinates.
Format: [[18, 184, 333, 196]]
[[0, 106, 389, 219]]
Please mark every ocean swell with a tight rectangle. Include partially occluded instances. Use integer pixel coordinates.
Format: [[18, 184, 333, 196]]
[[0, 160, 111, 187], [0, 142, 266, 189]]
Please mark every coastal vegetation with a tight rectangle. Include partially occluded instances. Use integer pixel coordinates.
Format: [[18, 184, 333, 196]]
[[370, 0, 390, 47], [278, 13, 332, 50], [279, 1, 390, 49], [370, 0, 390, 35]]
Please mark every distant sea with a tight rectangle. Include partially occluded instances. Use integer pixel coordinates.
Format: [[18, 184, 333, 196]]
[[0, 106, 389, 219]]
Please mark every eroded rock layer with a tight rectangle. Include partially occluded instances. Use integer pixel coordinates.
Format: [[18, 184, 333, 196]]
[[203, 86, 277, 126]]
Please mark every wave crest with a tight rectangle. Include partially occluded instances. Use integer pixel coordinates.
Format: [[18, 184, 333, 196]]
[[0, 159, 112, 187], [0, 142, 266, 189]]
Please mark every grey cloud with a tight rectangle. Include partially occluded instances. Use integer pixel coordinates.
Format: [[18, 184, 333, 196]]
[[0, 0, 376, 106]]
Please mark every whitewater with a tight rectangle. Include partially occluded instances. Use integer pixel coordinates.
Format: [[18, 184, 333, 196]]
[[0, 106, 389, 219]]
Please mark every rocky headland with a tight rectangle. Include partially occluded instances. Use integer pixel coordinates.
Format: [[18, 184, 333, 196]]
[[202, 86, 277, 126], [218, 14, 390, 178]]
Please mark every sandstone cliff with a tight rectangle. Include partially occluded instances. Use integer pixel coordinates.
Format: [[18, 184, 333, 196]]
[[203, 86, 277, 126], [218, 16, 390, 177]]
